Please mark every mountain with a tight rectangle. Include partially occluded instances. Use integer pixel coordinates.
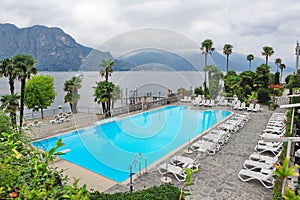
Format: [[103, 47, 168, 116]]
[[0, 23, 112, 71], [0, 23, 294, 72], [115, 49, 197, 71]]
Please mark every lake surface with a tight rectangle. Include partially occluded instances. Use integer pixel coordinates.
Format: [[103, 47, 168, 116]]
[[0, 71, 205, 112], [0, 71, 290, 115]]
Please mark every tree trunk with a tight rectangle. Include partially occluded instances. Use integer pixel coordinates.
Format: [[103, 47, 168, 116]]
[[19, 78, 26, 131], [9, 76, 14, 95], [69, 103, 73, 113], [226, 55, 229, 73], [101, 101, 106, 116], [11, 110, 17, 127], [41, 108, 44, 119], [249, 61, 251, 71]]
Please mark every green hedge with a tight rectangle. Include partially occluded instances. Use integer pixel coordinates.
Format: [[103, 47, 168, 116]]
[[90, 184, 180, 200]]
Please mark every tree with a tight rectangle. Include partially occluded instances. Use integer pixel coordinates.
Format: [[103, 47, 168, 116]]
[[279, 63, 286, 83], [224, 70, 240, 97], [204, 65, 223, 99], [239, 71, 256, 100], [0, 58, 17, 95], [262, 46, 274, 66], [64, 76, 82, 114], [200, 39, 214, 98], [111, 85, 121, 109], [223, 44, 233, 73], [254, 64, 270, 89], [0, 94, 20, 127], [246, 54, 254, 71], [99, 59, 114, 82], [0, 111, 13, 135], [274, 156, 300, 195], [93, 81, 115, 117], [25, 75, 56, 119], [274, 57, 282, 72], [13, 54, 37, 129]]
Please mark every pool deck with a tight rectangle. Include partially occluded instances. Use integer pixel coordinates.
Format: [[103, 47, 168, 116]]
[[28, 103, 286, 199]]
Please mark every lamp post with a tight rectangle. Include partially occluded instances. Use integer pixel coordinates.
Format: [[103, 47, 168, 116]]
[[58, 105, 62, 114]]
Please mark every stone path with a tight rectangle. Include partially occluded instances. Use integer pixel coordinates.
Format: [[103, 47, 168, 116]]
[[106, 106, 278, 199]]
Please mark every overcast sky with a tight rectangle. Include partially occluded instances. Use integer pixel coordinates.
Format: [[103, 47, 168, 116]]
[[1, 0, 300, 67]]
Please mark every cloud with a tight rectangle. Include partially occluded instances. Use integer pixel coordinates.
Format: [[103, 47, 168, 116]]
[[0, 0, 300, 65]]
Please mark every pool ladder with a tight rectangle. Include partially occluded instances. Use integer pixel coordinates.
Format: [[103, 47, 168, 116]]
[[129, 152, 147, 192]]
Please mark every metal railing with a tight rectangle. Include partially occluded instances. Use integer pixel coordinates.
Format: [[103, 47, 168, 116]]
[[24, 96, 179, 120]]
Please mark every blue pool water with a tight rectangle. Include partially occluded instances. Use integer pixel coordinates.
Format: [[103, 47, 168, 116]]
[[33, 106, 231, 182]]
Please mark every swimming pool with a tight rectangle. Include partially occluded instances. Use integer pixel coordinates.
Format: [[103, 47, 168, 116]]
[[33, 106, 231, 182]]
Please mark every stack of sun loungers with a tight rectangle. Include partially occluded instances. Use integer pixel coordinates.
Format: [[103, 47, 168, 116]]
[[238, 112, 286, 189], [50, 112, 72, 124], [157, 155, 201, 182], [157, 113, 251, 182], [190, 113, 250, 157], [217, 112, 249, 134]]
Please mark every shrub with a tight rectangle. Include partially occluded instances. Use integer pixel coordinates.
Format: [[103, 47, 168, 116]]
[[89, 184, 180, 200], [257, 88, 270, 104]]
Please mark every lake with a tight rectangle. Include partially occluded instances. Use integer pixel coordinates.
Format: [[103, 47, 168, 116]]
[[0, 71, 205, 114]]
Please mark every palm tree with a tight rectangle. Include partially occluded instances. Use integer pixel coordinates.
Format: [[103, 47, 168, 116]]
[[99, 59, 114, 82], [274, 156, 299, 195], [223, 44, 233, 73], [63, 76, 82, 114], [13, 54, 37, 129], [262, 46, 274, 66], [279, 63, 286, 83], [0, 94, 20, 127], [246, 54, 254, 71], [94, 81, 115, 117], [0, 58, 17, 95], [200, 39, 214, 98], [274, 57, 282, 72]]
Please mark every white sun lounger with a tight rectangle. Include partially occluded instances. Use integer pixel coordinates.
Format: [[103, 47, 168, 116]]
[[254, 142, 283, 155], [202, 132, 225, 146], [210, 129, 231, 143], [238, 169, 274, 189], [170, 155, 200, 170], [257, 140, 282, 148], [243, 159, 275, 170], [249, 152, 280, 164], [247, 103, 254, 112], [157, 163, 187, 182], [191, 140, 219, 155], [253, 104, 262, 112]]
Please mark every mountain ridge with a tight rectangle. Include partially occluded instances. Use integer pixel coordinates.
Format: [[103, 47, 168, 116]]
[[0, 23, 294, 72]]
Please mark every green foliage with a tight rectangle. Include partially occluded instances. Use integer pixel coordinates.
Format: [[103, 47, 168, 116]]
[[64, 76, 82, 113], [274, 72, 280, 84], [12, 54, 37, 130], [0, 112, 13, 135], [94, 81, 115, 117], [204, 65, 223, 99], [25, 75, 56, 118], [0, 93, 20, 126], [283, 187, 300, 200], [257, 88, 270, 104], [179, 168, 199, 200], [262, 46, 274, 66], [99, 59, 114, 82], [254, 64, 270, 89], [89, 184, 180, 200], [0, 131, 90, 199], [194, 86, 204, 96]]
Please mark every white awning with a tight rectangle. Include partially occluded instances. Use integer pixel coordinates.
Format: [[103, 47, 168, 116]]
[[280, 103, 300, 109]]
